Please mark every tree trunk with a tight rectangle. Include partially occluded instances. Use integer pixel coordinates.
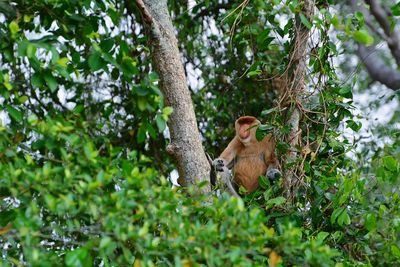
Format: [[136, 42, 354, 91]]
[[281, 0, 314, 199], [135, 0, 211, 193]]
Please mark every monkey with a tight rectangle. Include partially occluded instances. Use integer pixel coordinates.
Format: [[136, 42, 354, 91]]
[[212, 116, 281, 196]]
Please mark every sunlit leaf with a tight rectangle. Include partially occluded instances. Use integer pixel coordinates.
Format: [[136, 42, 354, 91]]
[[299, 13, 312, 29], [353, 30, 374, 45], [6, 105, 22, 122]]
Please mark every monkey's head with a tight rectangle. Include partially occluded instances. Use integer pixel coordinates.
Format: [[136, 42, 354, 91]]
[[235, 116, 260, 144]]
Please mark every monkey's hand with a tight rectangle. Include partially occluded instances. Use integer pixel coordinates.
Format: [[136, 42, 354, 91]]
[[266, 168, 281, 180], [212, 158, 226, 172]]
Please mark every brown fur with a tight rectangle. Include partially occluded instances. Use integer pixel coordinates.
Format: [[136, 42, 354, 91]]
[[218, 116, 279, 193]]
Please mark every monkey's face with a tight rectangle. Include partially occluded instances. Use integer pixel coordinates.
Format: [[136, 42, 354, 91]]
[[235, 116, 260, 144]]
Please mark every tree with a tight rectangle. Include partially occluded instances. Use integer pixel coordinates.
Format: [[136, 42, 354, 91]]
[[280, 0, 314, 198], [135, 0, 210, 192]]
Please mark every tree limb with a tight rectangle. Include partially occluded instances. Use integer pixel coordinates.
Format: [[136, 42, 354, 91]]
[[357, 44, 400, 90], [350, 0, 400, 90], [365, 0, 400, 66], [135, 0, 153, 24]]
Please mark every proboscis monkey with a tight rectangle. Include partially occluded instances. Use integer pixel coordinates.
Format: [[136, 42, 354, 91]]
[[212, 116, 281, 196]]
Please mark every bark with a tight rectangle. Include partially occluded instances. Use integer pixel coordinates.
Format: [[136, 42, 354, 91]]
[[135, 0, 211, 193], [350, 0, 400, 91], [283, 0, 314, 199], [357, 45, 400, 90], [365, 0, 400, 66]]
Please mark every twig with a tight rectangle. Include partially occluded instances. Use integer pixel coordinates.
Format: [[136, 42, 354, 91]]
[[135, 0, 153, 24]]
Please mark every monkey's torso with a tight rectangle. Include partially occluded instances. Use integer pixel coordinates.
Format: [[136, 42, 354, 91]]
[[215, 117, 279, 195], [232, 137, 271, 192]]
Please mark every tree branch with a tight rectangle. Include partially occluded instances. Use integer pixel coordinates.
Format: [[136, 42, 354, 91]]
[[357, 44, 400, 90], [365, 0, 400, 66], [350, 0, 400, 90], [135, 0, 153, 24]]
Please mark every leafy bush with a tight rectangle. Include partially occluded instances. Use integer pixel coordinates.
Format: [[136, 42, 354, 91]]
[[0, 117, 336, 266], [1, 116, 399, 266]]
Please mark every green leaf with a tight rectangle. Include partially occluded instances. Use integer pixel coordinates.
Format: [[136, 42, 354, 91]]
[[100, 38, 115, 52], [65, 248, 93, 267], [111, 68, 119, 80], [100, 237, 112, 249], [316, 232, 329, 243], [365, 213, 376, 232], [9, 21, 20, 36], [121, 56, 138, 77], [261, 107, 280, 116], [137, 124, 146, 143], [44, 72, 58, 92], [156, 114, 166, 133], [258, 124, 274, 133], [337, 209, 351, 226], [346, 120, 362, 132], [331, 15, 341, 29], [137, 97, 147, 111], [266, 196, 286, 209], [391, 2, 400, 16], [299, 13, 312, 29], [133, 86, 148, 96], [72, 51, 81, 64], [146, 123, 157, 138], [31, 73, 43, 88], [258, 175, 270, 190], [148, 72, 159, 82], [44, 194, 57, 212], [18, 96, 29, 103], [255, 128, 265, 141], [84, 142, 98, 162], [162, 106, 173, 121], [391, 245, 400, 258], [353, 30, 374, 45], [256, 29, 274, 50], [51, 47, 60, 64], [73, 104, 85, 114], [162, 106, 173, 116], [6, 105, 23, 122], [0, 210, 16, 227], [383, 156, 398, 172], [26, 44, 37, 58], [338, 86, 352, 98], [331, 207, 344, 224], [247, 69, 262, 77], [56, 57, 69, 67], [88, 53, 103, 71], [354, 11, 364, 23]]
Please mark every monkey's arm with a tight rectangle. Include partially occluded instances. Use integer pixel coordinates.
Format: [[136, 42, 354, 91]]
[[212, 137, 241, 171], [263, 136, 281, 180]]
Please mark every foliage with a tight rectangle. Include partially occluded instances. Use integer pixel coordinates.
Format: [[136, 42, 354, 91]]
[[0, 0, 399, 266]]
